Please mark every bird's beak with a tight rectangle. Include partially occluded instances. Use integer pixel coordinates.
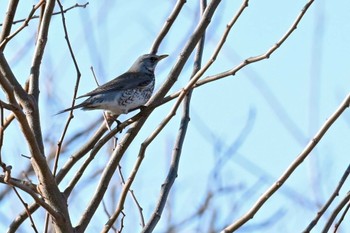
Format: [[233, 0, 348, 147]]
[[157, 54, 168, 60]]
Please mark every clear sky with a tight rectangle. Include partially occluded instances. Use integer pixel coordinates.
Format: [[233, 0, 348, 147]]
[[1, 0, 350, 232]]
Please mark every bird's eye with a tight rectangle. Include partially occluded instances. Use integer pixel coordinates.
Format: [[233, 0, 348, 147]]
[[150, 57, 157, 62]]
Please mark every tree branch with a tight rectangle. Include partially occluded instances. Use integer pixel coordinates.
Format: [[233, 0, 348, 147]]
[[321, 192, 350, 233], [222, 92, 350, 232], [303, 164, 350, 232], [150, 0, 186, 55], [0, 1, 44, 51], [0, 0, 19, 51]]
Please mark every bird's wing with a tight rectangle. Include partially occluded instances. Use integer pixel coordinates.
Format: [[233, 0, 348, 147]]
[[77, 72, 153, 98]]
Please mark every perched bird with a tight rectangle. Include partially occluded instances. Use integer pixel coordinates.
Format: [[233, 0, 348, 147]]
[[57, 54, 168, 116]]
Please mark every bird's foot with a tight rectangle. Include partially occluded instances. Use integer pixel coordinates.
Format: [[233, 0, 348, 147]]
[[139, 105, 147, 111]]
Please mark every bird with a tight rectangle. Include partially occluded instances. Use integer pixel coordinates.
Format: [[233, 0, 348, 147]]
[[57, 54, 168, 117]]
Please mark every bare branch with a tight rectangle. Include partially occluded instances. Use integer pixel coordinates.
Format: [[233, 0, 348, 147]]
[[0, 3, 89, 27], [333, 199, 350, 233], [222, 93, 350, 232], [11, 187, 39, 233], [0, 176, 58, 218], [321, 192, 350, 233], [7, 203, 40, 232], [150, 0, 186, 54], [61, 121, 108, 197], [0, 0, 20, 50], [196, 0, 315, 87], [0, 1, 44, 50], [117, 165, 145, 226], [101, 163, 146, 233], [53, 0, 82, 176], [303, 164, 350, 232]]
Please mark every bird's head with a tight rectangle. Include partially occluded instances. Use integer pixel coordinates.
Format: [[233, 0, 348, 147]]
[[130, 54, 168, 73]]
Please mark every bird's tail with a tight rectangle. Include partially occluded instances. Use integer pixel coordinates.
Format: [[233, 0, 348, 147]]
[[55, 102, 86, 115]]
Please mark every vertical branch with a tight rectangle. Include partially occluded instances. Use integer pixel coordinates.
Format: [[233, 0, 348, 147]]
[[53, 0, 82, 175], [43, 0, 82, 222], [0, 104, 4, 166], [141, 1, 206, 232], [26, 0, 55, 155]]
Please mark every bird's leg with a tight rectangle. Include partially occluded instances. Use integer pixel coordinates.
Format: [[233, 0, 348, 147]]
[[103, 112, 113, 131], [115, 119, 122, 129], [111, 118, 121, 149], [103, 112, 124, 149]]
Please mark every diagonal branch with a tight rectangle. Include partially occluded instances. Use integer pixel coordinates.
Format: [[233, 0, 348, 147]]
[[222, 92, 350, 232], [303, 164, 350, 232], [321, 192, 350, 233], [0, 0, 20, 51], [150, 0, 186, 55]]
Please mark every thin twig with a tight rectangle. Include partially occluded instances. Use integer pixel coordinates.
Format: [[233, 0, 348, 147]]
[[117, 165, 145, 226], [150, 0, 186, 54], [102, 165, 145, 233], [196, 0, 315, 87], [102, 200, 112, 219], [53, 0, 82, 176], [12, 187, 39, 233], [62, 122, 108, 197], [303, 164, 350, 232], [222, 92, 350, 232], [333, 200, 350, 233], [0, 2, 89, 26], [321, 192, 350, 233], [118, 212, 126, 233], [90, 66, 100, 86]]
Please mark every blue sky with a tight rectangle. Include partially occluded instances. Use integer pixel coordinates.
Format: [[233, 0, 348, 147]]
[[1, 0, 350, 232]]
